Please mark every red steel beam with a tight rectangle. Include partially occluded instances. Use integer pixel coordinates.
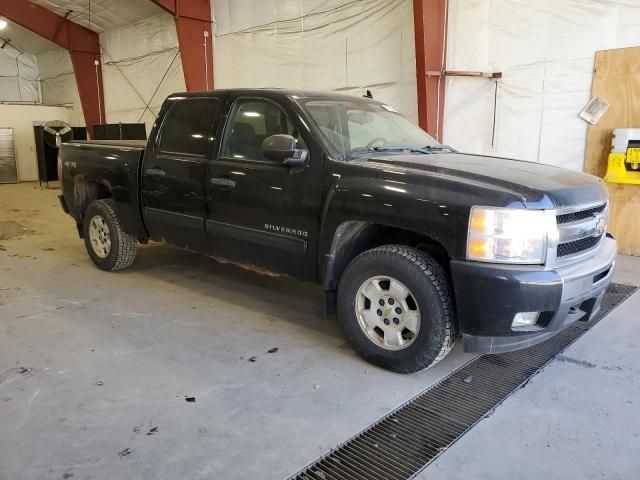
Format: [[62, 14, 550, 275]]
[[150, 0, 214, 91], [413, 0, 447, 142], [0, 0, 105, 136]]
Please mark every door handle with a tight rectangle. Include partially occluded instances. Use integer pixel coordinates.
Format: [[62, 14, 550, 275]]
[[145, 168, 166, 177], [210, 177, 236, 188]]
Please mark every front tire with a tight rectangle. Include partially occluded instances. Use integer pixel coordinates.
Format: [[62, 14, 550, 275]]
[[83, 199, 137, 271], [337, 245, 455, 373]]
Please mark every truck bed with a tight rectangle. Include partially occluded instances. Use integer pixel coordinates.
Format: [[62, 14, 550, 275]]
[[59, 140, 148, 239]]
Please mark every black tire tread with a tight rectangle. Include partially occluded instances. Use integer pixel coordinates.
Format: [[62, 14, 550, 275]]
[[338, 244, 455, 373], [84, 199, 137, 271]]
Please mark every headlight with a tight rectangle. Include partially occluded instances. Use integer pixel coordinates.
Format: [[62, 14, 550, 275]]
[[467, 206, 557, 264]]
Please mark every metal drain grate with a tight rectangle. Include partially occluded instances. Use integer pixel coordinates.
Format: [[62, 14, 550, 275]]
[[290, 283, 637, 480]]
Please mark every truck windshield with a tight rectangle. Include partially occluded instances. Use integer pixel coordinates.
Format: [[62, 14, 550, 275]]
[[298, 97, 441, 159]]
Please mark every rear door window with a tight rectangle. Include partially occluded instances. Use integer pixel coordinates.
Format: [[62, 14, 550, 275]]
[[158, 98, 220, 156]]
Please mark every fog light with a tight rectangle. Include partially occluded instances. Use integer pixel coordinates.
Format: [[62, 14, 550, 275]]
[[512, 312, 540, 328]]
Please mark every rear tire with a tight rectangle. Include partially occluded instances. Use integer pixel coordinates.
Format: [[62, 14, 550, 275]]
[[83, 199, 137, 271], [337, 245, 455, 373]]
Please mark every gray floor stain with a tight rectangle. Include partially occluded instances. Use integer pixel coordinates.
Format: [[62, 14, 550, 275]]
[[555, 355, 623, 371]]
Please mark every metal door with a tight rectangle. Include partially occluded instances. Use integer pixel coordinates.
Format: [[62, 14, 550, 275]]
[[0, 128, 18, 183]]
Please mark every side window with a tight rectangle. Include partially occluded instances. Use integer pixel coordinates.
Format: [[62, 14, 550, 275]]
[[222, 99, 306, 162], [158, 98, 219, 156]]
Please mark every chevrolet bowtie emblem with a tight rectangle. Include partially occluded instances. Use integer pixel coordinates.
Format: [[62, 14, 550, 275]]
[[595, 216, 606, 236]]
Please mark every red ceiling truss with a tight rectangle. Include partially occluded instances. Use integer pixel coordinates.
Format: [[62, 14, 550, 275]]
[[150, 0, 214, 91], [413, 0, 448, 143]]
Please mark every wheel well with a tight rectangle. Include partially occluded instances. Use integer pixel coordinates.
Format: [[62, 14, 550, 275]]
[[323, 222, 451, 316], [73, 179, 113, 236]]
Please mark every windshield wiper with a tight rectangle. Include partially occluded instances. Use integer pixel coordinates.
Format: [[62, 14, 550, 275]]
[[371, 145, 434, 154], [347, 146, 426, 160], [420, 145, 457, 153], [371, 144, 458, 154], [348, 144, 457, 160]]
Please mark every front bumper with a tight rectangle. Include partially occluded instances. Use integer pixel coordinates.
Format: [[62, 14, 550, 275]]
[[451, 236, 617, 353]]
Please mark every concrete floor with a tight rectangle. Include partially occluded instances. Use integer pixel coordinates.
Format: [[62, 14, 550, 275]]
[[1, 182, 639, 480], [421, 289, 640, 480]]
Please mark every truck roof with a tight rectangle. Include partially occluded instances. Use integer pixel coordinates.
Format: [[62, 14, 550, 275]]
[[167, 88, 381, 102]]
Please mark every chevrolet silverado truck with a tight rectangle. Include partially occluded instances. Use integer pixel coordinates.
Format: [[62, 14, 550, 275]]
[[57, 89, 616, 373]]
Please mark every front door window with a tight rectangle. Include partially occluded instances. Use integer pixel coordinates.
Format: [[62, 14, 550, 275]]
[[221, 99, 306, 162]]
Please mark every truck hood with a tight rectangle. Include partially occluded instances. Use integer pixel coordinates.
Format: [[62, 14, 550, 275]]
[[357, 153, 607, 208]]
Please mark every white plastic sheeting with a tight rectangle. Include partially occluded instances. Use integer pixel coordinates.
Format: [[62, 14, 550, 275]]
[[100, 12, 185, 133], [214, 0, 640, 172], [445, 0, 640, 172], [36, 12, 185, 134], [37, 48, 84, 125], [30, 0, 164, 33], [212, 0, 418, 121], [0, 46, 39, 103], [31, 0, 640, 174], [37, 0, 417, 137]]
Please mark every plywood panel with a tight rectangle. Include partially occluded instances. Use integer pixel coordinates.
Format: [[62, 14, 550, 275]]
[[584, 46, 640, 255], [607, 183, 640, 256]]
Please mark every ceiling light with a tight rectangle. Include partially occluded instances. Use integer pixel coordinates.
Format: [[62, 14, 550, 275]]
[[0, 20, 7, 30]]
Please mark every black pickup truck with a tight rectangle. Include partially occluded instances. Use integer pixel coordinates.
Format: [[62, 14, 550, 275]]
[[58, 89, 616, 373]]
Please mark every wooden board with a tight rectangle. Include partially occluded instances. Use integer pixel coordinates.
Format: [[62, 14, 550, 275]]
[[584, 46, 640, 256]]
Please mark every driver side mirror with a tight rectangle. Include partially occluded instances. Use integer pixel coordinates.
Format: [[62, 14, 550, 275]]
[[262, 134, 308, 168]]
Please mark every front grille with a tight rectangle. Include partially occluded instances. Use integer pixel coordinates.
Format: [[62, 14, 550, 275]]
[[557, 234, 603, 257], [557, 204, 606, 225], [555, 203, 607, 261], [289, 283, 637, 480]]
